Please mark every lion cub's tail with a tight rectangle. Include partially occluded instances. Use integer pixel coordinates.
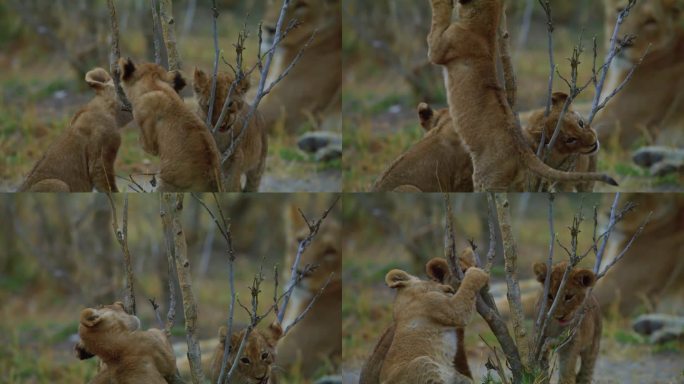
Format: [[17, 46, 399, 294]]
[[522, 151, 618, 186]]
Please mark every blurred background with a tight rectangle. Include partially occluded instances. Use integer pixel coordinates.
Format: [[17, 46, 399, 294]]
[[0, 0, 340, 192], [0, 192, 338, 383], [341, 193, 684, 383], [342, 0, 684, 192]]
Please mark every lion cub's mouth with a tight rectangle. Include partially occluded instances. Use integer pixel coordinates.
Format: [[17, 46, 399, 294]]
[[556, 315, 574, 326], [581, 142, 600, 155]]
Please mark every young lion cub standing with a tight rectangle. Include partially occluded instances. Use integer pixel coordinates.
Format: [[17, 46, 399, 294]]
[[427, 0, 617, 191], [118, 58, 222, 191], [19, 68, 129, 192], [193, 68, 268, 192], [533, 262, 601, 384]]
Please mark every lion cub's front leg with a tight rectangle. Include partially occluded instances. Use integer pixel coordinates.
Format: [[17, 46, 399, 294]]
[[427, 0, 474, 65]]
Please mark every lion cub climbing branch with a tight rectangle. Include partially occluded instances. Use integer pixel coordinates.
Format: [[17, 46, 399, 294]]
[[379, 261, 489, 384], [118, 58, 222, 192], [427, 0, 617, 191]]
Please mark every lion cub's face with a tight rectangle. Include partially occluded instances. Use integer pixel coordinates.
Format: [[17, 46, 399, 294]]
[[527, 92, 599, 157], [118, 58, 186, 102], [534, 262, 596, 326], [79, 302, 141, 334], [262, 0, 340, 50], [192, 68, 250, 131], [213, 323, 282, 384], [604, 0, 682, 63]]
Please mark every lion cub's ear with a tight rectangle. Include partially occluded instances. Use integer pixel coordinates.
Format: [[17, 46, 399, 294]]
[[551, 92, 569, 109], [426, 258, 450, 284], [119, 58, 136, 82], [80, 308, 102, 328], [459, 247, 476, 270], [572, 268, 596, 288], [533, 262, 548, 283], [417, 102, 434, 131], [385, 269, 415, 289], [193, 67, 208, 93], [85, 68, 113, 92], [265, 321, 283, 347], [167, 70, 187, 93], [218, 326, 228, 343]]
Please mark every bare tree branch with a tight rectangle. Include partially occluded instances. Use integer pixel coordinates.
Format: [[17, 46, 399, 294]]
[[106, 0, 132, 112], [106, 193, 136, 315], [159, 0, 182, 70]]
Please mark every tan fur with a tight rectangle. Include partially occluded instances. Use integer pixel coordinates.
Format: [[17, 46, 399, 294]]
[[118, 58, 222, 191], [373, 93, 600, 192], [19, 68, 129, 192], [378, 260, 488, 384], [275, 205, 342, 378], [193, 68, 268, 192], [260, 0, 341, 133], [371, 104, 472, 192], [77, 302, 177, 384], [209, 323, 282, 384], [361, 250, 477, 384], [533, 263, 601, 384], [596, 0, 684, 147], [427, 0, 616, 191]]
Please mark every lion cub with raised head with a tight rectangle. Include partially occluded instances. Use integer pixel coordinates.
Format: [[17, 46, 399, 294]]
[[379, 260, 488, 384], [533, 262, 601, 384], [77, 301, 177, 384], [427, 0, 616, 191], [209, 322, 283, 384], [19, 68, 129, 192], [193, 68, 268, 192], [118, 58, 222, 191]]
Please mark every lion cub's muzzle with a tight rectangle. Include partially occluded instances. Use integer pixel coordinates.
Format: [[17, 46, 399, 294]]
[[582, 141, 600, 155]]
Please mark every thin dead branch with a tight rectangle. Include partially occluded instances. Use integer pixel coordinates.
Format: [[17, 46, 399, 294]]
[[106, 0, 132, 112], [106, 193, 136, 315], [162, 194, 203, 383], [159, 0, 182, 70]]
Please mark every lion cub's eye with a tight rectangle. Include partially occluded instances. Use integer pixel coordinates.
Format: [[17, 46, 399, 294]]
[[578, 119, 585, 128], [565, 294, 574, 302], [261, 352, 269, 360], [240, 357, 251, 365], [547, 294, 554, 301], [565, 137, 578, 145]]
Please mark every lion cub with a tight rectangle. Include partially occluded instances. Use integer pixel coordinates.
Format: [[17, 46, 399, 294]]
[[118, 58, 222, 191], [533, 262, 601, 384], [19, 68, 129, 192], [209, 323, 283, 384], [193, 68, 268, 192], [427, 0, 616, 191], [76, 302, 177, 384], [379, 260, 489, 384]]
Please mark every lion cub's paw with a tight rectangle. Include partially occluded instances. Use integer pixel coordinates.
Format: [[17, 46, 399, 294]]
[[463, 267, 489, 290]]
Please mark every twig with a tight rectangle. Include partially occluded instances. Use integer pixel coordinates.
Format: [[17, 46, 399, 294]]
[[106, 0, 132, 112], [494, 193, 529, 364], [587, 0, 638, 122], [594, 193, 620, 273], [206, 0, 220, 129], [150, 0, 162, 65], [149, 298, 165, 329], [277, 196, 340, 324], [282, 273, 334, 335], [162, 194, 203, 383], [538, 0, 555, 117], [159, 0, 182, 70], [106, 193, 136, 315]]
